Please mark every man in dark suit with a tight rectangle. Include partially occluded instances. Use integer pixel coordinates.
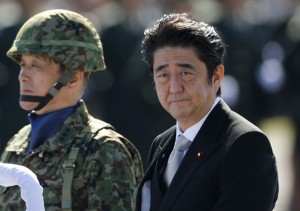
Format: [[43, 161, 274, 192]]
[[135, 13, 279, 211]]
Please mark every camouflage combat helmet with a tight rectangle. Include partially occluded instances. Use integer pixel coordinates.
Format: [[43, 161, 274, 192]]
[[7, 9, 105, 72], [6, 9, 106, 111]]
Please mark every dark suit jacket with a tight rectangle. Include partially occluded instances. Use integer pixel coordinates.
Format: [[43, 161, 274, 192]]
[[136, 100, 278, 211]]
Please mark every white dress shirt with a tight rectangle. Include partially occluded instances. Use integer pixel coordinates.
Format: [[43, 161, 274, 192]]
[[0, 163, 45, 211]]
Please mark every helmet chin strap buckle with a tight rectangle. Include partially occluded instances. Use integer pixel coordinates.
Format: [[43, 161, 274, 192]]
[[20, 71, 74, 111]]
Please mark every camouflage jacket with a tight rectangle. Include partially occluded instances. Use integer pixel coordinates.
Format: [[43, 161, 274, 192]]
[[0, 100, 143, 210]]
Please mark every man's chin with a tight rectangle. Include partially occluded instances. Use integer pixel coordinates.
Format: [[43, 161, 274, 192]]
[[19, 102, 39, 111]]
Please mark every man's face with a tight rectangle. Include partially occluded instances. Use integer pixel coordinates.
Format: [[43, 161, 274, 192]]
[[153, 46, 223, 131], [18, 54, 62, 112]]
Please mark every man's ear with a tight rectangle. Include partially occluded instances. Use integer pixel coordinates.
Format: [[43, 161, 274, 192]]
[[68, 71, 84, 88], [213, 65, 224, 89]]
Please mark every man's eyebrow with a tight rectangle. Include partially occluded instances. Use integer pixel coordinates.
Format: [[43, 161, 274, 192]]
[[176, 63, 194, 69], [154, 64, 168, 72], [154, 62, 195, 72]]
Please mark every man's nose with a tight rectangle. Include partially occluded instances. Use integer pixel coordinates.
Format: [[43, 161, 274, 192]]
[[169, 75, 183, 93]]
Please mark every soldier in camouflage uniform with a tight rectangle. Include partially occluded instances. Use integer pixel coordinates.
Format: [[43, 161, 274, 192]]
[[0, 9, 143, 210]]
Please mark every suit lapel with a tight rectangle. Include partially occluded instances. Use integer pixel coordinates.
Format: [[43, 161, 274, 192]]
[[150, 132, 176, 210], [143, 128, 176, 181], [136, 129, 176, 211]]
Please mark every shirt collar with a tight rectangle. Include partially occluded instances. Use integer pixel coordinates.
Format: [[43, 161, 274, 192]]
[[176, 97, 221, 142]]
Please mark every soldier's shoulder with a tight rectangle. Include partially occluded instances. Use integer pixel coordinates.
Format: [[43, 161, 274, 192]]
[[88, 118, 138, 154], [85, 117, 144, 180], [89, 118, 115, 131], [87, 117, 122, 140], [5, 125, 31, 151]]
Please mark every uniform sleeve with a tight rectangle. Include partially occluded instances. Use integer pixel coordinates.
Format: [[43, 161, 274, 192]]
[[86, 139, 138, 210], [214, 132, 278, 211], [0, 163, 45, 211]]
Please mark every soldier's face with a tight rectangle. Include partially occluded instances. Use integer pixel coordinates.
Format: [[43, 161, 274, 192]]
[[18, 54, 62, 112]]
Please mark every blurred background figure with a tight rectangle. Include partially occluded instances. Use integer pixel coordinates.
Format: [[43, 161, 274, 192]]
[[259, 0, 300, 210], [211, 0, 269, 123], [158, 0, 193, 13]]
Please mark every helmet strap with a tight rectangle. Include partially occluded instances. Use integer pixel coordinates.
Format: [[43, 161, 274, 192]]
[[20, 71, 75, 111]]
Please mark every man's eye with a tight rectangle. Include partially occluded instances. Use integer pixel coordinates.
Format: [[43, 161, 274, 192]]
[[157, 73, 167, 78], [181, 72, 190, 75], [31, 63, 40, 67]]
